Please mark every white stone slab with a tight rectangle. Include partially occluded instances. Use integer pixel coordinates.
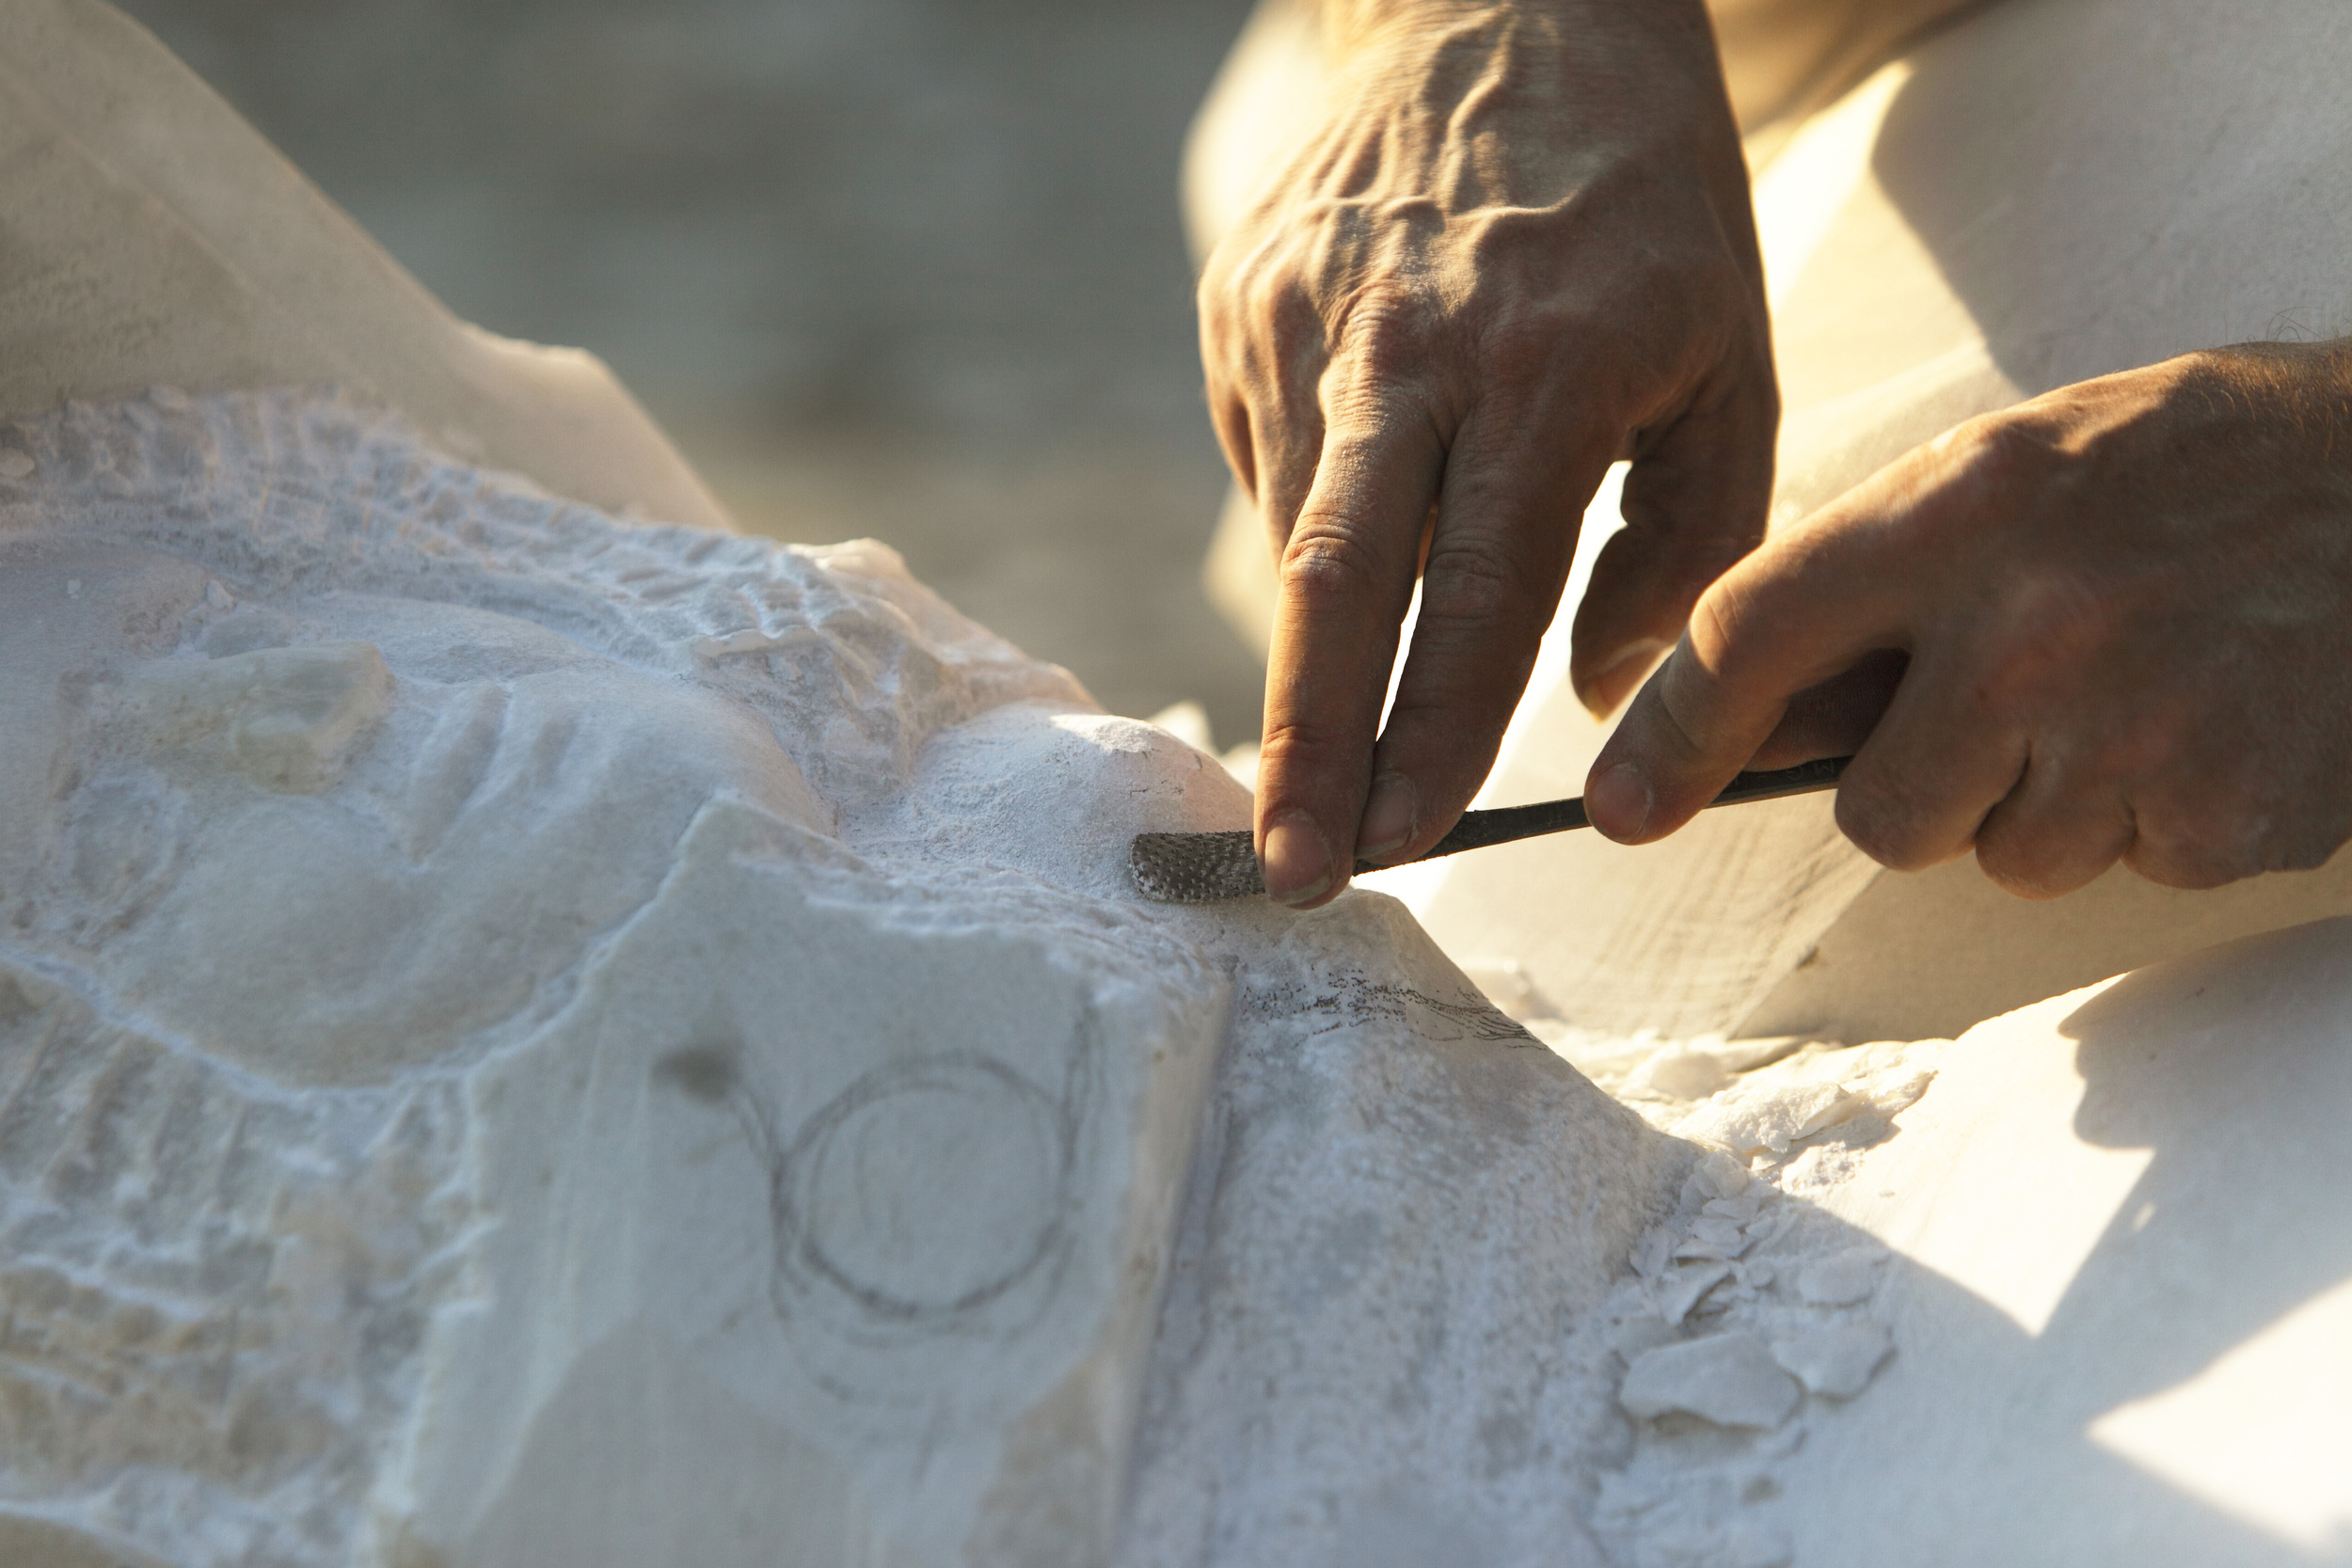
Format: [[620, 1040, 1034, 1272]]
[[1752, 916, 2352, 1566]]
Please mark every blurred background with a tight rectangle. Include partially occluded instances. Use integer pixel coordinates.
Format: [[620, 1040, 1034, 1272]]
[[115, 0, 1267, 746]]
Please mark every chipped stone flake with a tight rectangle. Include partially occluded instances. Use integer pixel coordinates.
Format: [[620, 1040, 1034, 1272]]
[[1625, 1047, 1735, 1102], [1673, 1215, 1755, 1261], [1652, 1261, 1736, 1326], [1771, 1325, 1895, 1399], [1795, 1247, 1886, 1307], [1680, 1081, 1864, 1156], [1692, 1150, 1753, 1200], [1620, 1333, 1803, 1429], [1703, 1192, 1765, 1226]]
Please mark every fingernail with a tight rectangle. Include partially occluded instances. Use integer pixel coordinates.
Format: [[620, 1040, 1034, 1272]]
[[1587, 761, 1652, 842], [1578, 638, 1674, 719], [1356, 771, 1419, 861], [1262, 810, 1335, 907]]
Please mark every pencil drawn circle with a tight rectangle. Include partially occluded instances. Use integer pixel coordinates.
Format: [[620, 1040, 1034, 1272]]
[[778, 1054, 1068, 1324]]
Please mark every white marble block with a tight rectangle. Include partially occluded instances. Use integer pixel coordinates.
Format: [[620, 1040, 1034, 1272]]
[[0, 391, 1679, 1568]]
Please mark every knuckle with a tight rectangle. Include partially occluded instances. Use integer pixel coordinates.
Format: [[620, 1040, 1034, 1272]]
[[1683, 568, 1783, 687], [2124, 794, 2268, 890], [1319, 374, 1423, 435], [1972, 824, 2098, 901], [1419, 534, 1540, 630], [1936, 412, 2045, 503], [2126, 842, 2254, 892], [1255, 713, 1344, 773], [1381, 684, 1506, 743], [1609, 256, 1756, 399], [1252, 720, 1364, 808], [1834, 778, 1944, 873], [1687, 578, 1752, 660], [1335, 284, 1427, 370], [1976, 857, 2065, 902], [1260, 280, 1326, 367], [1471, 303, 1584, 392], [1279, 525, 1387, 608], [2270, 822, 2352, 874]]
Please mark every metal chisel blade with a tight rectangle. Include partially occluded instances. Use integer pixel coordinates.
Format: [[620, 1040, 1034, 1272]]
[[1127, 755, 1851, 905]]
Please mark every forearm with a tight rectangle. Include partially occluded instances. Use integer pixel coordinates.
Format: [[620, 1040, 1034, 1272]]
[[1300, 0, 1738, 197], [1319, 0, 1711, 63], [1318, 0, 1993, 132]]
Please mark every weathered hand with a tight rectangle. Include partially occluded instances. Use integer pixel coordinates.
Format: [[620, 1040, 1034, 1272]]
[[1201, 0, 1775, 906], [1587, 341, 2352, 896]]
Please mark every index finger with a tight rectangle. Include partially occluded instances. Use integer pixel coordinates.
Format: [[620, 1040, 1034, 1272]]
[[1255, 392, 1444, 907], [1582, 495, 1916, 843]]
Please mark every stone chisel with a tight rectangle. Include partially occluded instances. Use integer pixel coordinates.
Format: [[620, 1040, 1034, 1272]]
[[1129, 754, 1852, 904]]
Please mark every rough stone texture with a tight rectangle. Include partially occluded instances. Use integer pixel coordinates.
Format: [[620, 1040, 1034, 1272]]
[[0, 389, 1679, 1567], [9, 5, 2352, 1565], [1745, 919, 2352, 1567]]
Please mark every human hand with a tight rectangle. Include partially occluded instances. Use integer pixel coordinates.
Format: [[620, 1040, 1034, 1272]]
[[1200, 0, 1775, 907], [1586, 341, 2352, 895]]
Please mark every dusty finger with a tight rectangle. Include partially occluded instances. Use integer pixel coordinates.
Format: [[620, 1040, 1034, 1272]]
[[1744, 650, 1909, 771], [1971, 755, 2135, 898], [1363, 405, 1613, 861], [1255, 398, 1445, 906], [1570, 348, 1778, 716], [1828, 647, 2030, 871]]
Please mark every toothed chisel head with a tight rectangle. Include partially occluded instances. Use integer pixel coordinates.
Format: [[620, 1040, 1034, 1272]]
[[1129, 829, 1263, 903]]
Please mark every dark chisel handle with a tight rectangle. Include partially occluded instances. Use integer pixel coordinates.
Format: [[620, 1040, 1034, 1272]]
[[1350, 753, 1852, 874], [1127, 755, 1853, 902]]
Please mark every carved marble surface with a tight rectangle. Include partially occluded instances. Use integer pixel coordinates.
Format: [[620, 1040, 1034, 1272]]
[[8, 0, 2352, 1558], [0, 390, 1679, 1567], [7, 388, 2348, 1568]]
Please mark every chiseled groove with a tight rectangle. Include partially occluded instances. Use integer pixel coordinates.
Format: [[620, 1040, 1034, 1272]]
[[0, 998, 67, 1144], [403, 683, 510, 863]]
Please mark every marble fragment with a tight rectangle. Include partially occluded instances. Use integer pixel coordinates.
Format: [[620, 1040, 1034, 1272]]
[[1692, 1150, 1754, 1200], [1620, 1334, 1804, 1429], [1705, 1193, 1766, 1225], [1654, 1262, 1737, 1327], [1613, 1314, 1687, 1364], [1626, 1047, 1736, 1102], [1771, 1326, 1895, 1400], [1795, 1248, 1885, 1308], [1682, 1082, 1862, 1156], [1674, 1215, 1755, 1261]]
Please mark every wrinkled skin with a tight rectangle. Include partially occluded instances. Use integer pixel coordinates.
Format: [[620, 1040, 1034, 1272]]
[[1200, 0, 1776, 906], [1588, 341, 2352, 896]]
